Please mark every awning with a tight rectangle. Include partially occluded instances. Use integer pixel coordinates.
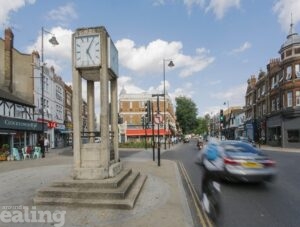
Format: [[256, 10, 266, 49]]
[[57, 129, 73, 134], [126, 128, 170, 136]]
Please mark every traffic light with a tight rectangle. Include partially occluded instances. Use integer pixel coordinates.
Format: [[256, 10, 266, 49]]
[[220, 109, 224, 123], [141, 116, 145, 129], [144, 100, 151, 124]]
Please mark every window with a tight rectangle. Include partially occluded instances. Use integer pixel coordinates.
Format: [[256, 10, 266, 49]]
[[286, 66, 292, 80], [295, 48, 300, 54], [263, 103, 266, 114], [287, 130, 300, 142], [262, 84, 265, 95], [286, 49, 292, 57], [287, 91, 293, 107], [271, 75, 278, 88], [296, 91, 300, 106], [295, 64, 300, 78], [271, 99, 275, 111], [276, 97, 280, 110]]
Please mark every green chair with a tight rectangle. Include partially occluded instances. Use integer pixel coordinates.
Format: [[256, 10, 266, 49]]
[[22, 147, 30, 160], [33, 146, 42, 159], [12, 148, 21, 161]]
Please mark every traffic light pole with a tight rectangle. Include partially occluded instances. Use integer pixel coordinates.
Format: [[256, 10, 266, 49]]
[[152, 94, 164, 166]]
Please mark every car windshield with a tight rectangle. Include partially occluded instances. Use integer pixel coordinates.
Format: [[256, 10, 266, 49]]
[[220, 141, 258, 154]]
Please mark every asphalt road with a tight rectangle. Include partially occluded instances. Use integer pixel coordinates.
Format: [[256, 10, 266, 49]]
[[161, 138, 300, 227]]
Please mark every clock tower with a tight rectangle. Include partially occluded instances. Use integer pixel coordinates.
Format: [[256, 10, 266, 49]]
[[72, 26, 121, 180]]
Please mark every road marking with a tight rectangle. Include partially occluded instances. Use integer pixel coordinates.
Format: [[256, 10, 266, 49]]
[[177, 161, 213, 227]]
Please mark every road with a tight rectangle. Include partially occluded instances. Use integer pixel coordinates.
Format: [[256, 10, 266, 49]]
[[161, 138, 300, 227]]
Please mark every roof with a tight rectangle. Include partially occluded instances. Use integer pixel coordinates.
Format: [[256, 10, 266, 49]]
[[279, 21, 300, 52], [0, 89, 35, 107]]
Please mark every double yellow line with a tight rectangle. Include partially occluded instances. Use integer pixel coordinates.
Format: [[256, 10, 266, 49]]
[[177, 161, 213, 227]]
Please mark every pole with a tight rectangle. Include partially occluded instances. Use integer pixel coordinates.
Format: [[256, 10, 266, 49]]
[[157, 95, 160, 166], [163, 59, 166, 150], [152, 94, 164, 166], [41, 27, 44, 137], [152, 101, 155, 161]]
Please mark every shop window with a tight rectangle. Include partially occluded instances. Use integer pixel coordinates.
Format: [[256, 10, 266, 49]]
[[287, 130, 300, 142]]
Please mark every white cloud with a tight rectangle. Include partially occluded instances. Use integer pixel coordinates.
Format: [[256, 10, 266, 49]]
[[210, 83, 247, 107], [46, 3, 78, 26], [116, 38, 214, 78], [118, 76, 145, 94], [183, 0, 206, 14], [205, 0, 240, 19], [0, 0, 36, 26], [26, 26, 73, 77], [273, 0, 300, 32], [230, 41, 251, 54], [154, 0, 241, 18]]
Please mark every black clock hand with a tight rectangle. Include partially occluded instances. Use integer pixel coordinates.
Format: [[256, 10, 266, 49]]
[[87, 52, 95, 65], [86, 37, 94, 54]]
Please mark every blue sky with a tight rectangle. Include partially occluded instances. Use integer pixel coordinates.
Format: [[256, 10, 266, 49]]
[[1, 0, 300, 116]]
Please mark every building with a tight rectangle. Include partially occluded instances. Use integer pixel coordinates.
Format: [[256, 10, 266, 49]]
[[245, 21, 300, 148], [0, 28, 43, 150], [119, 87, 176, 143], [64, 84, 73, 145], [32, 52, 65, 148]]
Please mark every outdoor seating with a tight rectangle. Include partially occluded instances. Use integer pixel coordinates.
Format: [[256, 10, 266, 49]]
[[11, 148, 21, 161], [32, 146, 42, 159], [21, 147, 30, 160]]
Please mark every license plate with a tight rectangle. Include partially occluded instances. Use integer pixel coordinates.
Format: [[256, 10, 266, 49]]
[[242, 161, 263, 168]]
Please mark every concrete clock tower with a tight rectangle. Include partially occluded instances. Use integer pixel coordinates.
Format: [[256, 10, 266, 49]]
[[34, 26, 146, 209], [72, 26, 121, 179]]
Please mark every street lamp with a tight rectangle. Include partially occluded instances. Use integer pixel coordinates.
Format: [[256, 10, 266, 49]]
[[40, 27, 59, 136], [163, 59, 174, 149]]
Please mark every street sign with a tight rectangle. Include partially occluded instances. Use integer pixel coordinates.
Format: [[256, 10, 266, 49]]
[[154, 114, 163, 124]]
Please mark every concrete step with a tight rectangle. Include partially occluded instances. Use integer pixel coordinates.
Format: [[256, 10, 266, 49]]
[[36, 171, 140, 200], [34, 174, 147, 209], [51, 168, 132, 189]]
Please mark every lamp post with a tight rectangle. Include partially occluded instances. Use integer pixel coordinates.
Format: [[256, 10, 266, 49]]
[[163, 59, 174, 149], [41, 27, 59, 136]]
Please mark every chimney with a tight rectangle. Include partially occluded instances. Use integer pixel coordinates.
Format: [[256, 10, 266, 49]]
[[4, 28, 14, 92]]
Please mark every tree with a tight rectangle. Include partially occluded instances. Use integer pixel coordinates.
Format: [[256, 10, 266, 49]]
[[175, 96, 198, 135], [194, 117, 209, 135]]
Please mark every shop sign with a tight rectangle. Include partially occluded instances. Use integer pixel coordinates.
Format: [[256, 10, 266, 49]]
[[0, 116, 44, 131]]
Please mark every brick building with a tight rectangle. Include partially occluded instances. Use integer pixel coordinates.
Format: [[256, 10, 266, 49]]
[[119, 87, 176, 143], [245, 21, 300, 148]]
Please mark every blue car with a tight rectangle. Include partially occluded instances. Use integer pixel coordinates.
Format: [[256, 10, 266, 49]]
[[197, 140, 277, 183]]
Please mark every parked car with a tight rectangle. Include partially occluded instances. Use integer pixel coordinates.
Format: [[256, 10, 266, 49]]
[[196, 140, 277, 183]]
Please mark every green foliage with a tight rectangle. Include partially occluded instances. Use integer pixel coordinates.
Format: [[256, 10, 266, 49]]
[[175, 96, 198, 134], [193, 117, 209, 135], [119, 141, 150, 148]]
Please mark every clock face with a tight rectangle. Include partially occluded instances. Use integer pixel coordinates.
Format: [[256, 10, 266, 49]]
[[75, 35, 100, 68]]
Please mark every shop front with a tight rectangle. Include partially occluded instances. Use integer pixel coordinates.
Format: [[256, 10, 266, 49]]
[[266, 115, 282, 147], [0, 116, 45, 152]]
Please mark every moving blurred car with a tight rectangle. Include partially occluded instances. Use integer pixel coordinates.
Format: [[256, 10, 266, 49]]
[[197, 140, 277, 183], [235, 136, 256, 147]]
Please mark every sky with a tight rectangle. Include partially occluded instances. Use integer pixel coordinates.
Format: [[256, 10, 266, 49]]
[[1, 0, 300, 117]]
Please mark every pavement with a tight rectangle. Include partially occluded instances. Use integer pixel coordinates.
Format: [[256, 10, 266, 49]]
[[0, 143, 298, 227], [0, 145, 194, 227]]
